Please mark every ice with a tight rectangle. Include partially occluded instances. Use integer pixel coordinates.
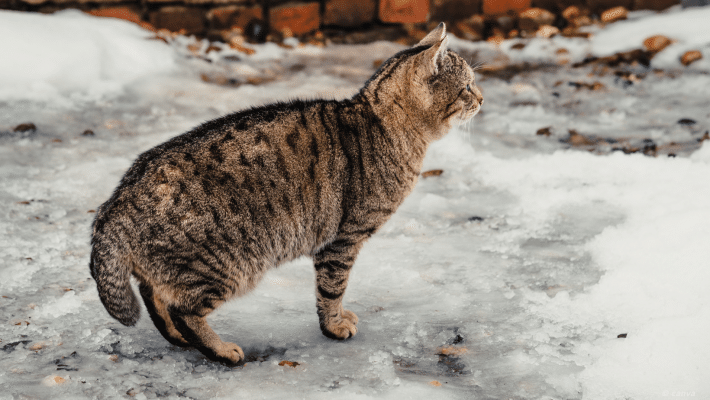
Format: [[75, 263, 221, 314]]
[[2, 7, 709, 400]]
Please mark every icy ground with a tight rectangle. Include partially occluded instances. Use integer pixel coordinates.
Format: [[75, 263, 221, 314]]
[[1, 7, 710, 400]]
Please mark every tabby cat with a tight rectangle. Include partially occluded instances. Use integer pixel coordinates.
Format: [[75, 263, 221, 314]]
[[90, 23, 483, 365]]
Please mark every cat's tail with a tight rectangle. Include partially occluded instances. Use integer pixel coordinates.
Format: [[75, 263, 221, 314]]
[[89, 239, 140, 326]]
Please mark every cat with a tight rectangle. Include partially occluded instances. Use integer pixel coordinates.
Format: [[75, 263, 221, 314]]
[[90, 23, 483, 365]]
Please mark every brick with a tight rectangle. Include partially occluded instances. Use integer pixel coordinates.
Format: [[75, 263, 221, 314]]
[[207, 5, 263, 31], [632, 0, 679, 10], [324, 0, 376, 27], [269, 2, 320, 36], [483, 0, 532, 15], [145, 0, 250, 3], [430, 0, 481, 21], [88, 7, 155, 31], [20, 0, 125, 4], [149, 6, 205, 34], [379, 0, 429, 24]]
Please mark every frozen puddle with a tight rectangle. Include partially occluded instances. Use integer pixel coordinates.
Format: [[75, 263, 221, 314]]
[[2, 8, 710, 399]]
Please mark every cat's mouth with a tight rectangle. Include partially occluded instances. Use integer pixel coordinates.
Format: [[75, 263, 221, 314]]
[[455, 101, 481, 124]]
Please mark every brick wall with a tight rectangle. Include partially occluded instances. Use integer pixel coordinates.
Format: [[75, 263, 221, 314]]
[[1, 0, 681, 41]]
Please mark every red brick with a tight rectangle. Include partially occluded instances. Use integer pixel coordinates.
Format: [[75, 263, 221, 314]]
[[324, 0, 376, 27], [632, 0, 679, 10], [207, 5, 263, 31], [149, 6, 205, 34], [430, 0, 482, 21], [483, 0, 532, 15], [379, 0, 429, 24], [270, 2, 320, 36], [88, 7, 155, 32]]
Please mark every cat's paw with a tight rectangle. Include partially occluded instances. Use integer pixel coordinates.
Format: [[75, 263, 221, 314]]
[[342, 309, 359, 326], [206, 341, 245, 366], [321, 310, 358, 340]]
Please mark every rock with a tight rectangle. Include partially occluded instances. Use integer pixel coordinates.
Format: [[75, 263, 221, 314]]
[[511, 43, 526, 50], [677, 118, 696, 125], [617, 333, 627, 338], [680, 50, 702, 66], [601, 6, 628, 23], [82, 129, 94, 136], [518, 8, 555, 32], [13, 123, 36, 133], [643, 35, 672, 52]]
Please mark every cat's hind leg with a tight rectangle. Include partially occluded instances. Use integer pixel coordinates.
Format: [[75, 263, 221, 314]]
[[138, 283, 191, 348], [167, 294, 244, 365]]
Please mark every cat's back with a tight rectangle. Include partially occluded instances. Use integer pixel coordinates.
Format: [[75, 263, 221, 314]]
[[93, 99, 351, 266]]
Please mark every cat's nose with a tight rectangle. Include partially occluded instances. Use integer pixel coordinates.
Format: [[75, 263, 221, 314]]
[[479, 97, 484, 106]]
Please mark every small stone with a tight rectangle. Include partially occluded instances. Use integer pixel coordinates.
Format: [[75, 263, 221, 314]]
[[429, 380, 442, 387], [677, 118, 696, 125], [468, 216, 484, 222], [82, 129, 94, 136], [421, 169, 444, 178], [601, 6, 628, 23], [13, 123, 36, 133], [109, 354, 119, 362], [562, 5, 582, 21], [617, 333, 627, 338], [680, 50, 702, 66], [536, 127, 552, 136], [437, 346, 468, 356], [643, 35, 672, 53], [536, 25, 559, 39], [278, 360, 300, 368], [518, 8, 555, 32], [29, 342, 46, 351], [41, 375, 66, 386], [511, 43, 526, 50]]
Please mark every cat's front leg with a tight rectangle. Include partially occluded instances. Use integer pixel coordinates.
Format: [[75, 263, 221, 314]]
[[313, 240, 363, 340]]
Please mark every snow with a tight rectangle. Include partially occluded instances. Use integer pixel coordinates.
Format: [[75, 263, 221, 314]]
[[2, 6, 710, 400], [0, 10, 176, 103], [591, 7, 710, 68]]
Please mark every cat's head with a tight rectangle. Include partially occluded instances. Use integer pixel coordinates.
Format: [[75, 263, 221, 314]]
[[361, 23, 483, 141]]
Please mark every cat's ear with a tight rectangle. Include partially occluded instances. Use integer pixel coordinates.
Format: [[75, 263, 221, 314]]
[[416, 22, 447, 48], [419, 34, 449, 76]]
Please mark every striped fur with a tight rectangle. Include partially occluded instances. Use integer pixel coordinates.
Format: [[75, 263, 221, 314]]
[[90, 23, 483, 365]]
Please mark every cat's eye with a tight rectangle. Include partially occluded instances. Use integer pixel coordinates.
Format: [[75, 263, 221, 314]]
[[466, 84, 471, 92]]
